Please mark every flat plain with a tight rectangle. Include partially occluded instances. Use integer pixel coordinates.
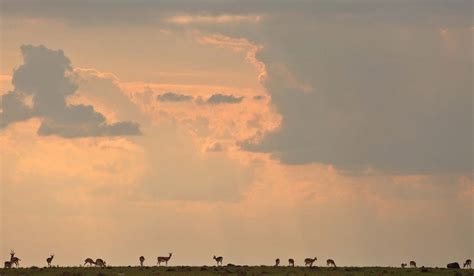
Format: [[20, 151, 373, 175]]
[[0, 266, 473, 275]]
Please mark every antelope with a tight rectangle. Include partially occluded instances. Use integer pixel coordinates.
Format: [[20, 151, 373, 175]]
[[213, 255, 223, 266], [4, 261, 13, 268], [274, 258, 280, 266], [326, 259, 336, 267], [464, 259, 472, 268], [10, 250, 20, 267], [84, 258, 96, 266], [157, 253, 172, 266], [409, 261, 416, 268], [288, 258, 295, 267], [139, 256, 145, 267], [95, 258, 106, 267], [46, 254, 54, 267], [401, 263, 407, 268], [304, 257, 317, 267]]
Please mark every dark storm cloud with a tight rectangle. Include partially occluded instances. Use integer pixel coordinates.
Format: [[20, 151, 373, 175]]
[[157, 92, 193, 102], [0, 45, 141, 137], [206, 93, 243, 104]]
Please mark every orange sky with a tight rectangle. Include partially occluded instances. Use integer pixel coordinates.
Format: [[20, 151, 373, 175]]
[[0, 0, 472, 268]]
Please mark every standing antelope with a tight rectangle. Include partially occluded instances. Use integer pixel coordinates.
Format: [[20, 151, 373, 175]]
[[46, 254, 54, 267], [304, 257, 317, 267], [157, 253, 172, 266], [95, 258, 106, 267], [288, 258, 295, 267], [84, 258, 96, 266], [464, 259, 471, 268], [409, 261, 416, 268], [401, 263, 407, 268], [10, 250, 20, 267], [213, 255, 223, 266], [326, 259, 336, 267], [274, 258, 280, 266], [139, 256, 145, 267]]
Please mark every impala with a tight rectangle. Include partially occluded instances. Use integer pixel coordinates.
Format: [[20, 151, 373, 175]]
[[464, 259, 471, 269], [274, 258, 280, 266], [409, 261, 416, 268], [326, 259, 336, 267], [84, 258, 95, 266], [213, 255, 223, 266], [401, 263, 407, 268], [95, 258, 106, 267], [139, 256, 145, 267], [288, 258, 295, 267], [4, 261, 13, 268], [304, 257, 317, 267], [46, 254, 54, 267], [10, 251, 20, 267], [157, 253, 172, 266]]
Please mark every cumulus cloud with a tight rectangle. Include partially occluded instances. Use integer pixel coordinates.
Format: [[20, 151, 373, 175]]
[[0, 45, 141, 137], [206, 93, 243, 104], [240, 8, 472, 174], [157, 92, 193, 102]]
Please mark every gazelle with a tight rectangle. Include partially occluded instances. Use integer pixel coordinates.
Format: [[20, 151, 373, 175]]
[[157, 253, 172, 266], [10, 250, 20, 267], [213, 255, 223, 266], [274, 258, 280, 266], [4, 261, 13, 268], [139, 256, 145, 267], [326, 259, 336, 267], [288, 258, 295, 267], [401, 263, 407, 268], [46, 254, 54, 267], [95, 258, 106, 267], [409, 261, 416, 268], [84, 258, 96, 266], [464, 259, 471, 268], [304, 257, 317, 267]]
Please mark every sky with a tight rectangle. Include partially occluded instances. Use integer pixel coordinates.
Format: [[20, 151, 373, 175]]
[[0, 0, 472, 268]]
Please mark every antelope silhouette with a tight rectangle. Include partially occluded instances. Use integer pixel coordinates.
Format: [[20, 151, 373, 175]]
[[326, 259, 336, 267], [213, 255, 223, 266], [157, 253, 172, 266], [274, 258, 280, 266], [288, 258, 295, 267], [464, 259, 471, 268], [95, 258, 106, 267], [9, 251, 20, 267], [304, 257, 317, 267], [139, 256, 145, 267], [409, 261, 417, 268], [46, 254, 54, 267], [84, 258, 95, 266]]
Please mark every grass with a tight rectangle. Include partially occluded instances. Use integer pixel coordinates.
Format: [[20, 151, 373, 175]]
[[0, 266, 473, 275]]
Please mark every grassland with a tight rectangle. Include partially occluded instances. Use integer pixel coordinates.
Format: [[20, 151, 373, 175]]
[[0, 266, 473, 276]]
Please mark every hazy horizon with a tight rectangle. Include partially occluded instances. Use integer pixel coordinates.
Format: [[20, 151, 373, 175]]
[[0, 0, 472, 268]]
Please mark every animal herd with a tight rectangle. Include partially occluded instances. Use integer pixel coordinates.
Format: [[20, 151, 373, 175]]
[[2, 250, 472, 270]]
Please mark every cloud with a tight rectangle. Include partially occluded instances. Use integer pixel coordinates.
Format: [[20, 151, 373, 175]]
[[206, 93, 243, 104], [253, 95, 265, 101], [205, 142, 224, 152], [240, 10, 472, 174], [0, 45, 141, 137], [167, 14, 261, 25], [157, 92, 193, 102]]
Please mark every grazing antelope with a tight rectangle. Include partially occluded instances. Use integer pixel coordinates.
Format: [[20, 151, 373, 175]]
[[409, 261, 416, 268], [274, 258, 280, 266], [288, 258, 295, 267], [84, 258, 96, 266], [139, 256, 145, 267], [304, 257, 317, 267], [46, 254, 54, 267], [157, 253, 172, 266], [10, 250, 20, 267], [464, 259, 472, 268], [4, 261, 13, 268], [326, 259, 336, 267], [401, 263, 407, 268], [95, 258, 106, 267], [213, 255, 223, 266]]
